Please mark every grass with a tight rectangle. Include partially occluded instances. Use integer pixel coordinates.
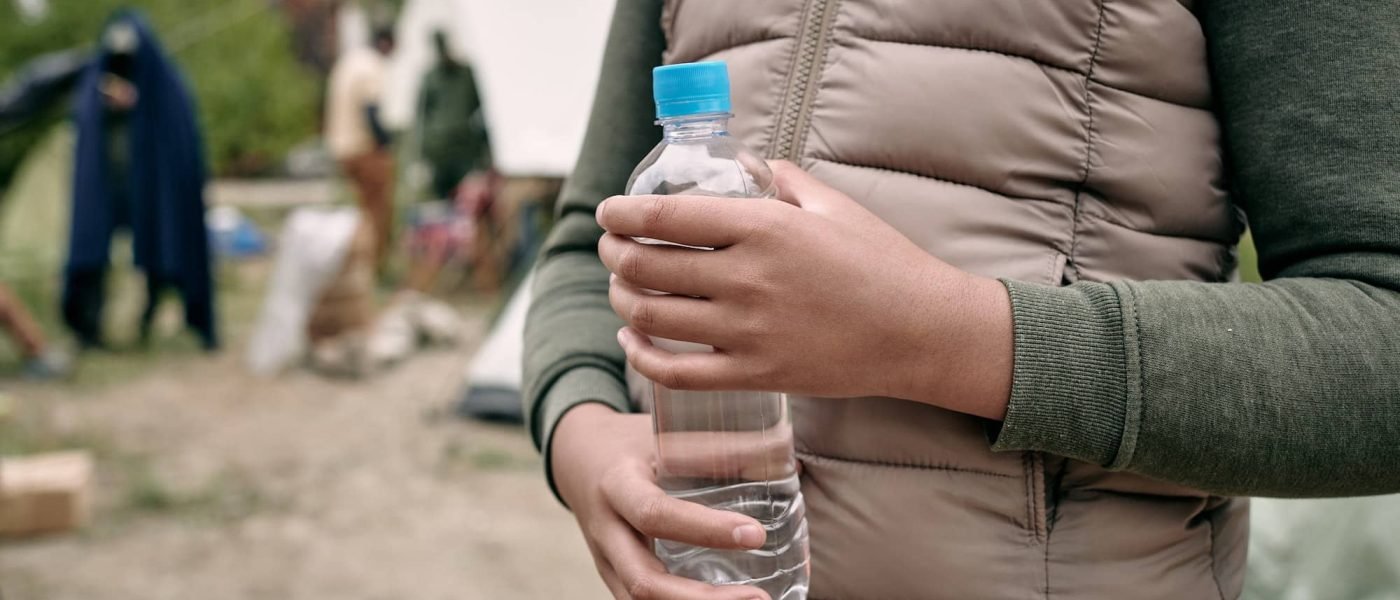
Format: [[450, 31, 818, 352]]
[[0, 406, 268, 525], [438, 438, 535, 473], [0, 411, 118, 459], [0, 207, 286, 539], [117, 459, 269, 523], [1238, 229, 1263, 283], [0, 211, 276, 389]]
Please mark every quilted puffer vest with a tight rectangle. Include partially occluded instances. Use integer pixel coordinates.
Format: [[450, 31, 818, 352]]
[[660, 0, 1248, 598]]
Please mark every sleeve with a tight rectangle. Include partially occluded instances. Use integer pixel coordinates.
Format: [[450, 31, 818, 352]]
[[522, 0, 666, 501], [990, 0, 1400, 497]]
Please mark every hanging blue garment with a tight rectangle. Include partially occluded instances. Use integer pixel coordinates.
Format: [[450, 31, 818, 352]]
[[64, 10, 217, 349]]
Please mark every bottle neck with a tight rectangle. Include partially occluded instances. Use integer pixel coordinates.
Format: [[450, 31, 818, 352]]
[[659, 112, 731, 142]]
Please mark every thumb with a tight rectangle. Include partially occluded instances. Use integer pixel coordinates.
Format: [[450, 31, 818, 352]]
[[768, 160, 864, 219]]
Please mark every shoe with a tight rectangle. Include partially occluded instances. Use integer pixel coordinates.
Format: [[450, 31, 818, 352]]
[[23, 349, 72, 381]]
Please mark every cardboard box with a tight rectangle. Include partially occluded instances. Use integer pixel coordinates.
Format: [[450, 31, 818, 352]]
[[0, 451, 93, 537]]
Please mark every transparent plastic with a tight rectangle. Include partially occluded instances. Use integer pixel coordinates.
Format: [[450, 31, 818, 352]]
[[625, 113, 809, 600]]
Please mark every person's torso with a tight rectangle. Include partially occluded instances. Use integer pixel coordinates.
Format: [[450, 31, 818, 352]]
[[326, 48, 386, 160], [420, 65, 486, 166], [660, 0, 1247, 598]]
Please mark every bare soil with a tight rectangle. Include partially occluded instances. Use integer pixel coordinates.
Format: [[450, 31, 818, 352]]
[[0, 309, 608, 600]]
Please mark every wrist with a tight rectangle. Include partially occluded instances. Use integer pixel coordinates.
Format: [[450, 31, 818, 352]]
[[960, 275, 1014, 420], [900, 270, 1013, 420], [550, 402, 619, 508]]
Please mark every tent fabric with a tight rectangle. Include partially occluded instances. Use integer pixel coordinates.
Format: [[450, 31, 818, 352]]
[[381, 0, 616, 177], [457, 273, 530, 422], [1245, 496, 1400, 599], [0, 49, 89, 131], [0, 125, 72, 289], [66, 10, 216, 348]]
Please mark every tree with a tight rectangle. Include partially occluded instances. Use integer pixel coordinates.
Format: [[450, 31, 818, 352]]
[[0, 0, 320, 189]]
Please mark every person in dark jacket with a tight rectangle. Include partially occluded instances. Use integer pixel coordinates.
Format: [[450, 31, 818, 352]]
[[65, 10, 217, 350], [417, 30, 490, 200]]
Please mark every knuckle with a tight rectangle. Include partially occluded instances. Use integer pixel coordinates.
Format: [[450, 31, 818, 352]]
[[626, 574, 659, 600], [749, 357, 781, 383], [733, 265, 771, 298], [655, 363, 688, 390], [642, 196, 674, 230], [618, 243, 646, 282], [633, 494, 668, 533], [769, 159, 797, 177], [746, 208, 784, 242], [627, 298, 656, 331], [741, 314, 773, 340]]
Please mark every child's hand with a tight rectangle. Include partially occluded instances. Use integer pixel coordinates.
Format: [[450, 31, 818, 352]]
[[551, 404, 772, 600], [597, 161, 1013, 420]]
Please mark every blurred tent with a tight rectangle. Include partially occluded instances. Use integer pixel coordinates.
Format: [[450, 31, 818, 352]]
[[357, 0, 615, 419], [381, 0, 616, 177], [0, 125, 71, 323], [0, 52, 85, 301], [0, 49, 88, 135], [455, 272, 531, 422], [1245, 496, 1400, 599]]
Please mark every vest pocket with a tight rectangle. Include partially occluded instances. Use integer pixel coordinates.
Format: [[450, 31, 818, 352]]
[[1050, 251, 1070, 286], [1026, 452, 1048, 544]]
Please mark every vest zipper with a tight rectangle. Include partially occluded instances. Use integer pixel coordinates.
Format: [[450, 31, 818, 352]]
[[770, 0, 841, 161]]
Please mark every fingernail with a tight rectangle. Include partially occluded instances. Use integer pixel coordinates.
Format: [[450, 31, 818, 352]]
[[595, 199, 608, 224], [732, 524, 764, 548], [616, 328, 631, 349]]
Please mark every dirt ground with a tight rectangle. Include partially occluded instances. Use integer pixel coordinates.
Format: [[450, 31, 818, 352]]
[[0, 307, 609, 599]]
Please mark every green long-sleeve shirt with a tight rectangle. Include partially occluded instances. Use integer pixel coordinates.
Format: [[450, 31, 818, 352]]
[[524, 0, 1400, 499]]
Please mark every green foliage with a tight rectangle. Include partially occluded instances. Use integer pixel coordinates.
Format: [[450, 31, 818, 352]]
[[0, 0, 319, 185], [1238, 229, 1262, 283]]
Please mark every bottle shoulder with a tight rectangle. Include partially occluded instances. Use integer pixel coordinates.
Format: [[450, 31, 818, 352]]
[[627, 137, 774, 198]]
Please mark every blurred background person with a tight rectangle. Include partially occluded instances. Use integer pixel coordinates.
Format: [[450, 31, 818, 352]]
[[416, 29, 489, 202], [0, 282, 69, 379], [399, 28, 492, 294], [65, 11, 216, 351], [326, 26, 396, 270]]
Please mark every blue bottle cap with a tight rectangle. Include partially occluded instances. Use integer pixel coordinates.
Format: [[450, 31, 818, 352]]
[[653, 61, 732, 119]]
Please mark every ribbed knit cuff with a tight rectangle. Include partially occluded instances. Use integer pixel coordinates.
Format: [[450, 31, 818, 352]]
[[991, 279, 1138, 469], [538, 367, 630, 506]]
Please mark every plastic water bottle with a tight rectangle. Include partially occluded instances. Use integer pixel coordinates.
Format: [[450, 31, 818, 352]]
[[625, 61, 809, 600]]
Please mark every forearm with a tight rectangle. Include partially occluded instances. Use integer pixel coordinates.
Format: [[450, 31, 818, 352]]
[[522, 0, 665, 491], [991, 0, 1400, 497], [525, 220, 631, 448], [995, 277, 1400, 497]]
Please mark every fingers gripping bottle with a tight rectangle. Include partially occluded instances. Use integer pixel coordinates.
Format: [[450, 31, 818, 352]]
[[624, 61, 810, 599]]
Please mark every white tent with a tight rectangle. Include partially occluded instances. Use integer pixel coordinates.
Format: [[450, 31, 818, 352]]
[[336, 0, 618, 418], [379, 0, 617, 177]]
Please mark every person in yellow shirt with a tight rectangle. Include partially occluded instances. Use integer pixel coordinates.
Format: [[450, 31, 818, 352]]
[[325, 28, 395, 268]]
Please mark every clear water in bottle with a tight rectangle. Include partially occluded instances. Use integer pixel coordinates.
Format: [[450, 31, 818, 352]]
[[625, 61, 809, 600]]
